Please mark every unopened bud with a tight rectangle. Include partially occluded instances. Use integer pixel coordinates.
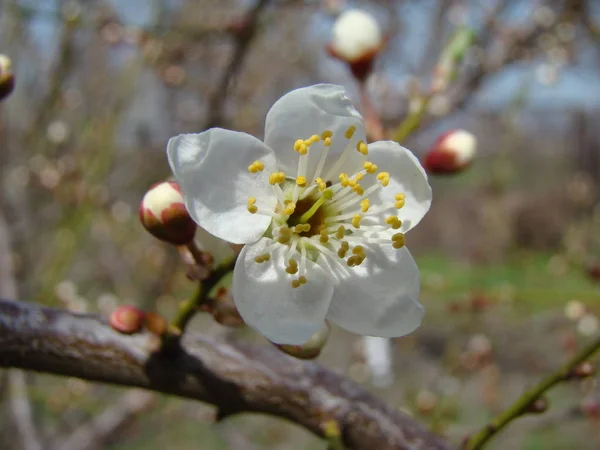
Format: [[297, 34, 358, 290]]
[[422, 129, 476, 174], [524, 397, 549, 415], [275, 321, 331, 360], [110, 305, 145, 334], [328, 10, 383, 82], [139, 181, 196, 245], [569, 361, 596, 379], [0, 54, 15, 101], [144, 311, 168, 336]]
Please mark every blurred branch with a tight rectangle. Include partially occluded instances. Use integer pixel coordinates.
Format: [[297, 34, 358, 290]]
[[0, 212, 43, 450], [203, 0, 272, 129], [462, 336, 600, 450], [0, 298, 453, 450], [53, 389, 155, 450]]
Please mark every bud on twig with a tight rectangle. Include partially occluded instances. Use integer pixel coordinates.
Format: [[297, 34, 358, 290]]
[[275, 322, 331, 360], [524, 397, 549, 415], [145, 311, 168, 337], [110, 305, 145, 334], [423, 129, 476, 174], [328, 10, 383, 82], [139, 181, 196, 245], [568, 361, 596, 379], [0, 54, 15, 101]]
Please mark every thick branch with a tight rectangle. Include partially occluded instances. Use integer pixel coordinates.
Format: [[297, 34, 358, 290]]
[[0, 298, 452, 450]]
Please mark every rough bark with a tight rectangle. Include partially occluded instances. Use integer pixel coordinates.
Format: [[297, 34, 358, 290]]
[[0, 298, 453, 450]]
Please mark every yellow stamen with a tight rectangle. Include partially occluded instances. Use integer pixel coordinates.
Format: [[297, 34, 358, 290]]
[[284, 202, 296, 215], [319, 229, 329, 243], [335, 226, 346, 240], [291, 279, 301, 288], [345, 126, 356, 139], [351, 214, 362, 228], [247, 197, 258, 214], [356, 140, 368, 155], [324, 137, 332, 147], [254, 253, 270, 263], [377, 172, 390, 187], [321, 130, 333, 139], [364, 161, 378, 174], [298, 276, 307, 285], [352, 245, 365, 256], [339, 173, 349, 187], [386, 216, 403, 229], [360, 199, 370, 212], [269, 172, 286, 185], [310, 134, 320, 143], [296, 176, 307, 187], [395, 193, 406, 209], [315, 177, 327, 191], [392, 233, 405, 249], [248, 161, 264, 173]]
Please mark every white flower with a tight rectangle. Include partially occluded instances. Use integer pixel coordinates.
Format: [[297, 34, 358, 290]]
[[330, 10, 383, 62], [168, 84, 432, 345]]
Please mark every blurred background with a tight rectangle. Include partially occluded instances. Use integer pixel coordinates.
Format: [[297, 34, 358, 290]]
[[1, 0, 599, 449]]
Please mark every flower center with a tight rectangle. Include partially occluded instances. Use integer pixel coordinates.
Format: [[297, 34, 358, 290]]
[[246, 126, 406, 288]]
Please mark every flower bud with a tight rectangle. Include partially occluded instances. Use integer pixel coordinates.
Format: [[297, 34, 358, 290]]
[[144, 311, 168, 336], [275, 321, 331, 360], [328, 10, 383, 82], [139, 181, 196, 245], [110, 305, 145, 334], [524, 397, 549, 415], [422, 129, 476, 174], [0, 54, 15, 101]]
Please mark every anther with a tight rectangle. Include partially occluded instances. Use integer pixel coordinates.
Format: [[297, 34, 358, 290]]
[[298, 276, 307, 285], [315, 177, 326, 191], [395, 193, 406, 209], [339, 173, 349, 187], [284, 202, 296, 215], [254, 253, 271, 263], [319, 229, 329, 243], [356, 140, 368, 155], [269, 172, 286, 185], [310, 134, 320, 143], [296, 176, 307, 187], [392, 232, 405, 249], [345, 126, 356, 139], [324, 137, 332, 147], [377, 172, 390, 187], [247, 197, 258, 214], [321, 130, 333, 139], [386, 216, 403, 229], [248, 161, 264, 173], [352, 245, 365, 256], [346, 255, 364, 267], [360, 199, 370, 212], [352, 214, 362, 228], [291, 279, 301, 288], [335, 226, 346, 240], [364, 161, 378, 174]]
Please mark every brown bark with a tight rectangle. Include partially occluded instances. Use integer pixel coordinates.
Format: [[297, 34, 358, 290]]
[[0, 298, 452, 450]]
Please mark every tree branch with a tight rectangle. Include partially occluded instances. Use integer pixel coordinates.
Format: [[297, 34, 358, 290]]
[[0, 298, 452, 450]]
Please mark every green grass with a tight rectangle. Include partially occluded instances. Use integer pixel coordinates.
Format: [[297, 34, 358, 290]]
[[418, 252, 600, 313]]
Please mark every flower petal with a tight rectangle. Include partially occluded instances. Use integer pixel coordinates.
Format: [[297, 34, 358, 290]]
[[264, 84, 366, 180], [233, 238, 334, 345], [365, 141, 432, 233], [168, 129, 277, 244], [322, 245, 424, 338]]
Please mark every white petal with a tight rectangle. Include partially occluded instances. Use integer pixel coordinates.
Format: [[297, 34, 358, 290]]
[[322, 245, 424, 338], [366, 141, 432, 233], [233, 238, 334, 345], [264, 84, 366, 180], [168, 129, 277, 244]]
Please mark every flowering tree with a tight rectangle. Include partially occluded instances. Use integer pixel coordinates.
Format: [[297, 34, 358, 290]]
[[1, 1, 599, 450]]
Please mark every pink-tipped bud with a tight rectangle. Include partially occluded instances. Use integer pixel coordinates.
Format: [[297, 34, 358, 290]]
[[110, 305, 145, 334], [144, 312, 168, 336], [328, 10, 383, 82], [0, 54, 15, 101], [423, 129, 476, 175], [275, 322, 331, 360], [139, 181, 196, 245]]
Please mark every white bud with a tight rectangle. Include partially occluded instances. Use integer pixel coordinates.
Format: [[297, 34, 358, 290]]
[[423, 129, 477, 174], [564, 300, 586, 321], [330, 10, 382, 63]]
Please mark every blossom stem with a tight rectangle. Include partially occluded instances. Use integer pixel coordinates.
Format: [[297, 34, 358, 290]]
[[167, 256, 237, 340], [462, 334, 600, 450], [392, 95, 432, 143]]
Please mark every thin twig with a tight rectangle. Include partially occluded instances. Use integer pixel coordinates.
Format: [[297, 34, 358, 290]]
[[203, 0, 272, 129], [53, 389, 155, 450], [462, 335, 600, 450]]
